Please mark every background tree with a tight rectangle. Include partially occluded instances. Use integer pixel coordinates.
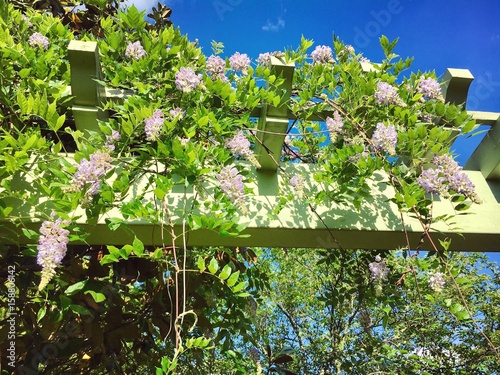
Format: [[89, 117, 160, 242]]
[[253, 249, 500, 374]]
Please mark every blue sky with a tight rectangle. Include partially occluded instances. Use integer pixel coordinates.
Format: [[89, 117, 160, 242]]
[[127, 0, 500, 263]]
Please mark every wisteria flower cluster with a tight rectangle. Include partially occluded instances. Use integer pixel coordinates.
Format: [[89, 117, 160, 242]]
[[429, 272, 446, 292], [371, 123, 398, 155], [125, 41, 147, 61], [326, 111, 344, 143], [418, 154, 481, 203], [310, 45, 334, 64], [226, 131, 261, 168], [256, 51, 284, 65], [169, 107, 185, 120], [217, 166, 248, 214], [257, 52, 272, 65], [374, 81, 406, 106], [175, 67, 202, 93], [229, 52, 251, 74], [338, 45, 355, 60], [144, 109, 165, 141], [22, 14, 33, 27], [105, 130, 121, 151], [37, 213, 70, 290], [417, 77, 444, 101], [290, 174, 305, 199], [69, 150, 113, 203], [369, 255, 390, 282], [28, 32, 49, 50], [206, 55, 228, 82]]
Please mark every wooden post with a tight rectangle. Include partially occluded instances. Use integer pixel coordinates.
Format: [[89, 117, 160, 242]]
[[68, 40, 107, 133], [254, 57, 295, 171], [441, 68, 474, 105]]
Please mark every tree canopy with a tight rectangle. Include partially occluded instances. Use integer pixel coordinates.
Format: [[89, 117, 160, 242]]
[[0, 1, 498, 374]]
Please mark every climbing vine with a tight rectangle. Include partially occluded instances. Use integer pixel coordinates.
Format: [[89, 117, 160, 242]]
[[0, 2, 498, 374]]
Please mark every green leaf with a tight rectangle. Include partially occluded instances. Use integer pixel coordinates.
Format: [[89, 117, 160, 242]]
[[84, 290, 106, 303], [462, 119, 476, 134], [133, 237, 144, 256], [108, 245, 121, 258], [208, 257, 219, 274], [151, 248, 163, 260], [236, 292, 251, 297], [232, 281, 246, 293], [106, 217, 124, 231], [197, 115, 209, 126], [59, 295, 71, 311], [438, 238, 451, 251], [197, 256, 206, 272], [100, 254, 119, 264], [70, 304, 92, 315], [22, 228, 39, 239], [219, 264, 232, 280], [119, 245, 133, 260], [455, 309, 471, 321], [65, 280, 87, 296], [37, 306, 47, 323], [226, 270, 240, 287], [53, 114, 66, 132]]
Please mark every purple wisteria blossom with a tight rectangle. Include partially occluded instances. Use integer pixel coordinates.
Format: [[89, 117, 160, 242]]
[[229, 52, 251, 74], [290, 174, 305, 199], [371, 123, 398, 155], [374, 81, 406, 106], [169, 107, 185, 120], [338, 45, 355, 60], [206, 55, 228, 82], [22, 14, 33, 27], [28, 32, 49, 50], [326, 111, 344, 143], [436, 155, 478, 202], [70, 150, 113, 202], [257, 52, 272, 65], [144, 109, 165, 141], [37, 213, 70, 290], [105, 130, 121, 151], [217, 166, 248, 214], [311, 45, 334, 64], [226, 131, 261, 168], [175, 67, 201, 93], [369, 255, 390, 282], [418, 154, 481, 203], [417, 168, 444, 194], [417, 77, 444, 101], [429, 272, 446, 292], [256, 51, 283, 65], [125, 41, 147, 60]]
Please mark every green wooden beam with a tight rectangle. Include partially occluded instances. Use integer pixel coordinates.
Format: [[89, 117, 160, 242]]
[[2, 159, 500, 251], [68, 40, 107, 131], [440, 69, 500, 181], [254, 57, 295, 171], [441, 68, 474, 105], [464, 113, 500, 180]]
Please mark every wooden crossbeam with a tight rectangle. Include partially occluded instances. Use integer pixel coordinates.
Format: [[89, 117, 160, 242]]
[[2, 160, 499, 250]]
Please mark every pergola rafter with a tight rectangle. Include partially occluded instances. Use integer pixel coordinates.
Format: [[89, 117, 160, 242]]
[[2, 41, 500, 251]]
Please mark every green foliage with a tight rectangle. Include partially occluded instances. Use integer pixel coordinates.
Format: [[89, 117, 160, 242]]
[[0, 2, 497, 374]]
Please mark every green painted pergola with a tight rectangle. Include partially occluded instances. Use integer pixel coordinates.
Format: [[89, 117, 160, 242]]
[[2, 41, 500, 251]]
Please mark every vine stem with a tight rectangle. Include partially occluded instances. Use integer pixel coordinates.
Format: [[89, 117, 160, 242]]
[[163, 199, 180, 349], [412, 206, 500, 359]]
